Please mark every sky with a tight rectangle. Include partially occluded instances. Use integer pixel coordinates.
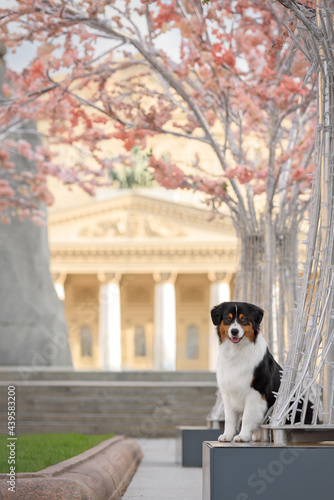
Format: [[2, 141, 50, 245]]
[[4, 0, 181, 72]]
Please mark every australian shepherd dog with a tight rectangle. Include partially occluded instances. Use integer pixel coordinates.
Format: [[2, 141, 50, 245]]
[[211, 301, 313, 443]]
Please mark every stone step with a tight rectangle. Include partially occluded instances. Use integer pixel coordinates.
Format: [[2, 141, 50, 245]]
[[0, 382, 217, 437], [0, 369, 217, 383]]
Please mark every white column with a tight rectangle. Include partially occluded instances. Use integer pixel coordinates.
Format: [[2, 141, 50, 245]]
[[208, 273, 231, 371], [52, 272, 67, 301], [153, 273, 177, 370], [98, 273, 122, 371]]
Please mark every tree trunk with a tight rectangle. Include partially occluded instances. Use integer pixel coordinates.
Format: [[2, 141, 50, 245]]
[[234, 222, 299, 364]]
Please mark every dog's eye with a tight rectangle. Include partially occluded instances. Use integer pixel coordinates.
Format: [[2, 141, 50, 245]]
[[239, 317, 248, 325], [223, 316, 232, 324]]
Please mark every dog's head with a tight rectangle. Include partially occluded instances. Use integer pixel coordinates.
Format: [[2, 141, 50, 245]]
[[211, 301, 264, 344]]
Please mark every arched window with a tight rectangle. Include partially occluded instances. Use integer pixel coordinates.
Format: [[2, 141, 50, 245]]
[[186, 324, 199, 360], [80, 325, 93, 357], [134, 325, 146, 357]]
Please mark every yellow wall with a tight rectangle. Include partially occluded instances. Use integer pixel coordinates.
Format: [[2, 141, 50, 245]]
[[175, 274, 210, 370], [64, 274, 100, 369], [120, 274, 155, 370]]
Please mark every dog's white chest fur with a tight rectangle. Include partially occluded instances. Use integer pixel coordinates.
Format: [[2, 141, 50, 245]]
[[217, 333, 267, 413]]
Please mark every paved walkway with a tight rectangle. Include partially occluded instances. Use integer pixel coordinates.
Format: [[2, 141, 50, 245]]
[[123, 439, 202, 500]]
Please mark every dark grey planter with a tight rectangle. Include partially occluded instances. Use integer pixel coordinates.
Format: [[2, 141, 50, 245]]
[[203, 441, 334, 500], [176, 427, 223, 467]]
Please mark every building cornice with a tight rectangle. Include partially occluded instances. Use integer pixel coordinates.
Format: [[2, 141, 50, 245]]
[[50, 243, 237, 274]]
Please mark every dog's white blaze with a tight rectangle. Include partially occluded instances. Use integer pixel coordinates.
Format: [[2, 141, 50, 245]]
[[227, 305, 243, 339], [228, 323, 243, 339]]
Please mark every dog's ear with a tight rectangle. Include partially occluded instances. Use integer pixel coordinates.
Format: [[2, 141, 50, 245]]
[[211, 303, 227, 326], [251, 304, 264, 329]]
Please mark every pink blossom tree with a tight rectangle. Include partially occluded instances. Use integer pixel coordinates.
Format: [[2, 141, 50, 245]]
[[0, 0, 317, 357]]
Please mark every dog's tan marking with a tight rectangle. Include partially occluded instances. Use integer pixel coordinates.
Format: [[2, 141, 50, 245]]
[[219, 323, 229, 343], [243, 324, 255, 342]]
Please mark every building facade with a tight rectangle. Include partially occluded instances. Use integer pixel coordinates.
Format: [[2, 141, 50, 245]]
[[49, 189, 238, 371]]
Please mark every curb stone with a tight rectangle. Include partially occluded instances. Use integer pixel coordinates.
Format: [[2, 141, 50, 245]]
[[0, 435, 142, 499]]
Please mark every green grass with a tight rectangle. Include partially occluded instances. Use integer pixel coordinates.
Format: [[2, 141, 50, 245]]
[[0, 433, 115, 473]]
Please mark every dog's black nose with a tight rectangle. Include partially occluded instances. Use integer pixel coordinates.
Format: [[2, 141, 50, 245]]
[[231, 328, 239, 336]]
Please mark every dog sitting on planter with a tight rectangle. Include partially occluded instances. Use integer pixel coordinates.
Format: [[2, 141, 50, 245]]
[[211, 301, 314, 442]]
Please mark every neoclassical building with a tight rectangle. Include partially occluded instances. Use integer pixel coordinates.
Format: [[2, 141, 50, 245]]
[[49, 188, 238, 371]]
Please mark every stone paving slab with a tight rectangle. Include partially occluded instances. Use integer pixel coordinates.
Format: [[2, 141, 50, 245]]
[[123, 439, 202, 500]]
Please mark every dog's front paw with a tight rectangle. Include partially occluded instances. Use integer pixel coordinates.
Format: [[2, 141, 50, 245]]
[[233, 433, 252, 443], [218, 432, 235, 442]]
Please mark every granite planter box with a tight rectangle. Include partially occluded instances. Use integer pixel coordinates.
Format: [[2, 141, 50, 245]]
[[203, 441, 334, 500]]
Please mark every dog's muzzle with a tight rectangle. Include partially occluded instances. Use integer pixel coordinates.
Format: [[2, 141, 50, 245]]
[[229, 325, 244, 344]]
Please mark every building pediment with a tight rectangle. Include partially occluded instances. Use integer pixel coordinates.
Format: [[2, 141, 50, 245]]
[[78, 211, 186, 239], [49, 189, 236, 245], [48, 189, 238, 274]]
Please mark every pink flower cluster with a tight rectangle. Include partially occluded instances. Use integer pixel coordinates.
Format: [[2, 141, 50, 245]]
[[149, 156, 185, 189], [225, 164, 254, 184], [192, 177, 228, 197], [148, 155, 228, 197]]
